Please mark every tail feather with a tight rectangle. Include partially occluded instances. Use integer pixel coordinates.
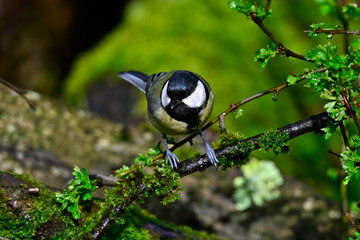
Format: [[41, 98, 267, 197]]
[[118, 71, 148, 93]]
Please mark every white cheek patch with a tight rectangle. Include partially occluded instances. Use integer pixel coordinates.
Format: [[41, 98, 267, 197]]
[[161, 80, 171, 107], [182, 81, 206, 108]]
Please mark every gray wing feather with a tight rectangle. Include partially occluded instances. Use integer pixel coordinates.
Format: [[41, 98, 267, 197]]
[[118, 71, 148, 93]]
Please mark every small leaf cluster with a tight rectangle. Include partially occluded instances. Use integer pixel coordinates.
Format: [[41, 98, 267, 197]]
[[287, 40, 360, 137], [254, 42, 277, 70], [315, 0, 360, 21], [228, 0, 272, 20], [308, 23, 325, 39], [55, 166, 97, 219], [342, 4, 360, 20], [258, 130, 290, 155], [341, 136, 360, 185], [308, 23, 342, 39], [134, 142, 161, 167], [233, 158, 283, 211]]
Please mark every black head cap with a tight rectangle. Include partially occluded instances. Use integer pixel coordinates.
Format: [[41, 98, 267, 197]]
[[167, 71, 199, 99]]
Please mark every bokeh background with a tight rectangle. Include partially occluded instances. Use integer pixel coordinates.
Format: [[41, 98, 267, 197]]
[[0, 0, 356, 203]]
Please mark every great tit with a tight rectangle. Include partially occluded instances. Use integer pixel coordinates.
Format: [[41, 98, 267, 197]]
[[118, 70, 218, 169]]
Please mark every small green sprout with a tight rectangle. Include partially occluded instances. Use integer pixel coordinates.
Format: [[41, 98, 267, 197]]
[[254, 42, 277, 70], [55, 166, 97, 219]]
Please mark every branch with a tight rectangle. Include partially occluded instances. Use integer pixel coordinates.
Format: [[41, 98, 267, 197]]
[[177, 112, 329, 177], [88, 112, 330, 238], [89, 174, 118, 187], [345, 212, 360, 234]]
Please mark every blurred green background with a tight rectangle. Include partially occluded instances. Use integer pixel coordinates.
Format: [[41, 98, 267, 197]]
[[0, 0, 356, 201]]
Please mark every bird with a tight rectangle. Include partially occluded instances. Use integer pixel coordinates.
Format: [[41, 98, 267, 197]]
[[118, 70, 218, 169]]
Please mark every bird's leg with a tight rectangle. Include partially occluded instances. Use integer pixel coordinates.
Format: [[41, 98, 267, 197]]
[[199, 132, 218, 168], [162, 134, 180, 168]]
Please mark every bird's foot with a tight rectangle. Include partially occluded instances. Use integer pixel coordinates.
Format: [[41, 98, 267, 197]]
[[204, 141, 218, 168], [165, 149, 180, 169]]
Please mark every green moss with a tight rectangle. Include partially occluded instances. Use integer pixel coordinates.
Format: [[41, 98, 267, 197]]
[[217, 139, 253, 172], [0, 173, 65, 239], [258, 130, 290, 155], [103, 205, 222, 240], [213, 130, 244, 149]]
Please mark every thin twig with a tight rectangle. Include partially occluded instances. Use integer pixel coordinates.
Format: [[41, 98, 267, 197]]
[[341, 91, 360, 134], [219, 114, 226, 134], [328, 149, 342, 158], [248, 12, 311, 62], [304, 29, 360, 35], [0, 77, 36, 111], [345, 212, 360, 234], [265, 0, 272, 12], [339, 121, 350, 148]]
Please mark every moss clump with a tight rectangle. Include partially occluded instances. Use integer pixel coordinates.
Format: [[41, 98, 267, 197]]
[[258, 130, 290, 155], [0, 172, 70, 239], [213, 130, 244, 149]]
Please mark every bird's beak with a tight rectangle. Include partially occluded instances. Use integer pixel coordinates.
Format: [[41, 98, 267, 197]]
[[170, 99, 181, 110]]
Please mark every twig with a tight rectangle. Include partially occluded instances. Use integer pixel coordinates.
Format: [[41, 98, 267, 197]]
[[0, 76, 36, 111], [339, 121, 350, 148], [341, 91, 360, 134], [265, 0, 272, 13], [345, 212, 360, 234], [219, 114, 226, 134], [328, 149, 342, 158], [248, 12, 311, 62], [304, 29, 360, 35]]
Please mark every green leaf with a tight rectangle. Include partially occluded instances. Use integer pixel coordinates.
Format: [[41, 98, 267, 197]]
[[254, 42, 277, 70], [343, 4, 360, 19], [308, 23, 325, 38], [287, 75, 299, 85]]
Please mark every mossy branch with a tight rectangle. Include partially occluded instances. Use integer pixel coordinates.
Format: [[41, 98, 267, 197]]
[[176, 112, 329, 177], [87, 112, 329, 239]]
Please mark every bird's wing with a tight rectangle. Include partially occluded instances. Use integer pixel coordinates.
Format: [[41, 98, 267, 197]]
[[118, 71, 149, 93]]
